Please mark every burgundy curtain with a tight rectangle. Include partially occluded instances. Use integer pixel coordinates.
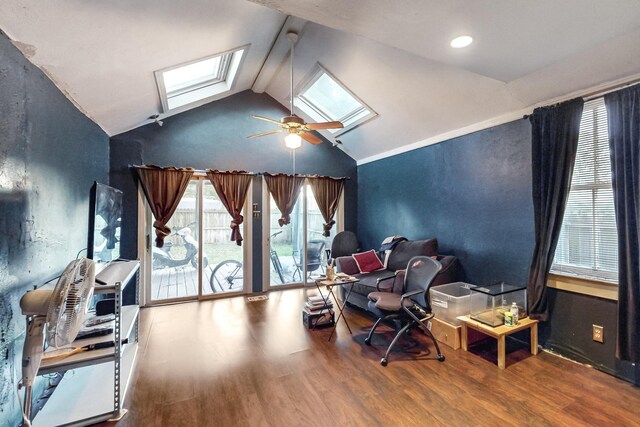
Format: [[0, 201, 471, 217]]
[[527, 99, 584, 321], [264, 173, 305, 226], [135, 165, 194, 247], [206, 170, 253, 246], [309, 176, 345, 236], [604, 84, 640, 364]]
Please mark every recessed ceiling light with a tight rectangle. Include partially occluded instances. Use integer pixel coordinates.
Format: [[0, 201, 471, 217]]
[[450, 35, 473, 48]]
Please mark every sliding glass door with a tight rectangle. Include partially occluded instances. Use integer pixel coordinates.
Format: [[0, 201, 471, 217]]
[[150, 180, 200, 301], [266, 182, 339, 288], [306, 185, 336, 281], [144, 178, 249, 304], [202, 180, 245, 295]]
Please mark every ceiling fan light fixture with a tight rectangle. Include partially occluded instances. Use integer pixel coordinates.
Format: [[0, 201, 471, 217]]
[[450, 35, 473, 48], [285, 133, 302, 149]]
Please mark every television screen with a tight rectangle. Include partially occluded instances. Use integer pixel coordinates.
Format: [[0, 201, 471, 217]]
[[88, 182, 123, 263]]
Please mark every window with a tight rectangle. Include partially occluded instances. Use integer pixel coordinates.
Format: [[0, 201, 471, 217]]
[[295, 65, 377, 135], [155, 45, 247, 112], [552, 97, 617, 283]]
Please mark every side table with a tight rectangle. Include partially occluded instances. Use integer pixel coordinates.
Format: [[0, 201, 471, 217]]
[[314, 276, 359, 341], [457, 315, 539, 369]]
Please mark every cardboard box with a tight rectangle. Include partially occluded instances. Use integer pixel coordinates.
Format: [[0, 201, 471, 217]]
[[428, 317, 486, 350], [428, 317, 461, 349]]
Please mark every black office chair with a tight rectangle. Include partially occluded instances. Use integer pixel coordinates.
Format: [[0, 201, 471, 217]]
[[329, 231, 359, 259], [292, 239, 326, 281], [365, 256, 445, 366]]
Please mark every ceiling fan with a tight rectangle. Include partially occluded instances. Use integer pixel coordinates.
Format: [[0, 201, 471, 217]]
[[247, 31, 344, 148]]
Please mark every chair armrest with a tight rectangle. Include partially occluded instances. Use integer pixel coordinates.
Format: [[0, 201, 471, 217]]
[[336, 256, 359, 275], [400, 289, 422, 305], [376, 274, 396, 292]]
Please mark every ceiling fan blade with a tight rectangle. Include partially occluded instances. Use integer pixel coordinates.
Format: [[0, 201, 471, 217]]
[[251, 115, 283, 125], [247, 129, 284, 139], [306, 121, 344, 130], [300, 132, 323, 145]]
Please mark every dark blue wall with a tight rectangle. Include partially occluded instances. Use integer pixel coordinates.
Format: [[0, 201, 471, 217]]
[[109, 90, 357, 293], [358, 119, 534, 285], [0, 31, 109, 425], [357, 118, 634, 383]]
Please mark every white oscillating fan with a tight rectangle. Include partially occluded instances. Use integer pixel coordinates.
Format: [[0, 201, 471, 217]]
[[19, 257, 95, 423]]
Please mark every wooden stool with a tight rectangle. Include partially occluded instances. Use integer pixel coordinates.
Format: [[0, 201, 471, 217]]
[[457, 315, 539, 369]]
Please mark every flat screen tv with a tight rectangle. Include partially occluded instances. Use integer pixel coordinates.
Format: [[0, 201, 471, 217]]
[[88, 182, 123, 263]]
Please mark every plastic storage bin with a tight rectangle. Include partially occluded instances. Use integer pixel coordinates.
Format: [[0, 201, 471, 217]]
[[469, 282, 527, 327], [430, 282, 483, 325]]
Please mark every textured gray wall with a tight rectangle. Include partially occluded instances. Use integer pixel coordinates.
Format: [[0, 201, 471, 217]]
[[0, 31, 109, 425], [109, 90, 357, 293]]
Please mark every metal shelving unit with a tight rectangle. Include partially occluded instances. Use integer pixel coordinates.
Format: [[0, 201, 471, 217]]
[[33, 260, 140, 427]]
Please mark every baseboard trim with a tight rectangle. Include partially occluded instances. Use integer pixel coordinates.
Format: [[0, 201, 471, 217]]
[[544, 342, 634, 383]]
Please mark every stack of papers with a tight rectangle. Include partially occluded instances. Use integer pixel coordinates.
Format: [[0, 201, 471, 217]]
[[304, 294, 333, 314]]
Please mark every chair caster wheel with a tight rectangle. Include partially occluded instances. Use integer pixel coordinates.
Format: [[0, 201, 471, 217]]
[[380, 358, 388, 366], [364, 338, 371, 346], [437, 355, 445, 362]]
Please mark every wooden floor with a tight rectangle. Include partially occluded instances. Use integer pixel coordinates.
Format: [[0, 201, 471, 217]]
[[103, 288, 640, 427]]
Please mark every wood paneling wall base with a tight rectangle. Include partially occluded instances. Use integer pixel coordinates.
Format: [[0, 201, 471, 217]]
[[547, 273, 618, 301], [96, 288, 640, 426]]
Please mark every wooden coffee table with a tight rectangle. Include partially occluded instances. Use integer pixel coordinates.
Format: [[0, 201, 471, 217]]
[[457, 315, 539, 369]]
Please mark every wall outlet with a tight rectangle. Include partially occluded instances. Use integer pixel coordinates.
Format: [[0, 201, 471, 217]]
[[593, 325, 604, 343]]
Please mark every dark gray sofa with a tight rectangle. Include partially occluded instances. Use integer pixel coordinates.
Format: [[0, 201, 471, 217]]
[[335, 239, 458, 311]]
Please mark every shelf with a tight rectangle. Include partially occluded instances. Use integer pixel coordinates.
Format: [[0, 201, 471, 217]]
[[39, 305, 139, 374], [33, 343, 138, 427], [37, 260, 139, 295], [94, 260, 140, 294], [30, 259, 140, 426]]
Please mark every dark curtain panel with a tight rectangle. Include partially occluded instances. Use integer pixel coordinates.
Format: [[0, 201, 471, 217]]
[[605, 84, 640, 363], [206, 170, 253, 246], [527, 98, 584, 321], [135, 165, 194, 247], [309, 176, 345, 236], [264, 173, 305, 226]]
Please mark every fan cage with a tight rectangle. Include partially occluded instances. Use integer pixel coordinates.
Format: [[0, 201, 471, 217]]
[[46, 258, 96, 348]]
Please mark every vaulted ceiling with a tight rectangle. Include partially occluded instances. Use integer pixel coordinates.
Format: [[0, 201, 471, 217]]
[[2, 0, 640, 163]]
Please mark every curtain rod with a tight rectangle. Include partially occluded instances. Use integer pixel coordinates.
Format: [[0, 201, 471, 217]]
[[583, 76, 640, 100], [194, 170, 351, 180], [131, 165, 350, 180], [522, 76, 640, 120]]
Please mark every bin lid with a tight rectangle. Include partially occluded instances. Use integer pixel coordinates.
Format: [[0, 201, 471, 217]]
[[471, 282, 526, 296], [430, 282, 474, 298]]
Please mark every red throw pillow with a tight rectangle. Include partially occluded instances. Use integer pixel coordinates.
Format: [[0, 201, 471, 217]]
[[352, 250, 384, 273]]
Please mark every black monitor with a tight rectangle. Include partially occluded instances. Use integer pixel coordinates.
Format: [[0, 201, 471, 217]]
[[88, 182, 123, 263]]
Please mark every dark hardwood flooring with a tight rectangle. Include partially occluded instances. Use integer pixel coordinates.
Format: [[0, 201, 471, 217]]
[[103, 288, 640, 427]]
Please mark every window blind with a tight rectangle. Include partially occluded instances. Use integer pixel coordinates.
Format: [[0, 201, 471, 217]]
[[552, 97, 618, 283]]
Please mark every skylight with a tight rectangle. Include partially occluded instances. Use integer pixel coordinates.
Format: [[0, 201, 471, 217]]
[[295, 65, 377, 135], [155, 45, 247, 112]]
